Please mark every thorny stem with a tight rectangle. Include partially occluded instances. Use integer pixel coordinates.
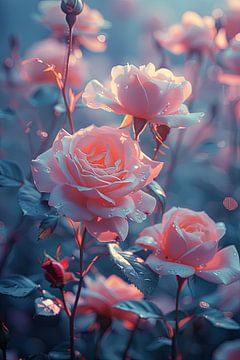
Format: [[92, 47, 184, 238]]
[[122, 317, 140, 360], [69, 226, 87, 360], [171, 276, 186, 360], [62, 26, 75, 134]]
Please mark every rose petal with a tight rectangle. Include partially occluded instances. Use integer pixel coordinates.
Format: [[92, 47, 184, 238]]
[[178, 240, 218, 267], [82, 80, 124, 113], [196, 246, 240, 285], [146, 254, 195, 278], [49, 184, 94, 221], [155, 111, 203, 128], [85, 216, 129, 242], [135, 236, 158, 250], [86, 196, 135, 218]]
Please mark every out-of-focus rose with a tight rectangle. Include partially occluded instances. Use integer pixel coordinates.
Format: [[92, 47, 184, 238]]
[[218, 35, 240, 85], [38, 1, 109, 52], [155, 12, 217, 56], [223, 0, 240, 41], [213, 339, 240, 360], [136, 207, 240, 284], [32, 126, 163, 241], [82, 63, 203, 132], [77, 274, 143, 328], [21, 38, 87, 87], [42, 256, 77, 288]]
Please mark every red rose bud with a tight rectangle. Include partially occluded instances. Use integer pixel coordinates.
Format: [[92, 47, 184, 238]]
[[42, 257, 77, 288], [42, 258, 65, 288]]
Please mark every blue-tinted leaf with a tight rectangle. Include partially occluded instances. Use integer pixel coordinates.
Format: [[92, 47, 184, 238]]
[[147, 337, 171, 350], [35, 297, 61, 317], [113, 300, 163, 319], [38, 215, 59, 240], [108, 244, 159, 295], [18, 182, 51, 219], [196, 308, 240, 330], [48, 343, 72, 360], [0, 160, 24, 187], [0, 275, 38, 297]]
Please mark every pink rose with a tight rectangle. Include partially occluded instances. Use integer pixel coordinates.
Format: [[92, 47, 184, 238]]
[[155, 12, 216, 56], [213, 339, 240, 360], [218, 36, 240, 85], [38, 1, 109, 52], [77, 274, 143, 327], [82, 63, 203, 131], [21, 38, 87, 87], [32, 126, 163, 241], [223, 0, 240, 41], [136, 207, 240, 284]]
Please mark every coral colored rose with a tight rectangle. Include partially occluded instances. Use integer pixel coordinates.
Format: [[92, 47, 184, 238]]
[[77, 274, 143, 327], [82, 63, 203, 130], [32, 126, 163, 241], [218, 36, 240, 85], [136, 207, 240, 284], [21, 38, 87, 87], [214, 339, 240, 360], [223, 0, 240, 41], [155, 12, 216, 56], [38, 1, 109, 52]]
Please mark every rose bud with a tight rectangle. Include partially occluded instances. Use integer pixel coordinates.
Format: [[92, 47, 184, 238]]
[[61, 0, 84, 15], [42, 257, 77, 288]]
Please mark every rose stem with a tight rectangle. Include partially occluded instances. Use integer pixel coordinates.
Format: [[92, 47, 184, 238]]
[[60, 287, 71, 317], [69, 226, 87, 360], [122, 317, 140, 360], [171, 276, 185, 360], [61, 23, 75, 134]]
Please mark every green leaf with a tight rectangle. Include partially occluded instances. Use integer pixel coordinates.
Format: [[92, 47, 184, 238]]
[[38, 215, 59, 240], [108, 243, 159, 295], [196, 308, 240, 330], [113, 300, 163, 319], [0, 160, 24, 187], [0, 275, 38, 297], [18, 182, 51, 219]]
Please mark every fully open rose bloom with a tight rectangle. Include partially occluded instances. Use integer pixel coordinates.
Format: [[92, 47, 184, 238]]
[[82, 63, 203, 133], [32, 126, 163, 241], [155, 12, 216, 56], [76, 274, 143, 328], [21, 38, 87, 87], [38, 1, 109, 52], [136, 207, 240, 284], [218, 35, 240, 85]]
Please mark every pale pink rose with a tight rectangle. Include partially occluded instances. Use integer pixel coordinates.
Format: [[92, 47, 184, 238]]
[[82, 63, 203, 133], [155, 12, 217, 56], [136, 207, 240, 284], [213, 339, 240, 360], [77, 274, 143, 327], [218, 35, 240, 85], [21, 38, 87, 87], [38, 1, 109, 52], [32, 126, 163, 241], [223, 0, 240, 41]]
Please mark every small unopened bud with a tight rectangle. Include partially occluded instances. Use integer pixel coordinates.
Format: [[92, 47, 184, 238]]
[[42, 258, 65, 288], [61, 0, 84, 16]]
